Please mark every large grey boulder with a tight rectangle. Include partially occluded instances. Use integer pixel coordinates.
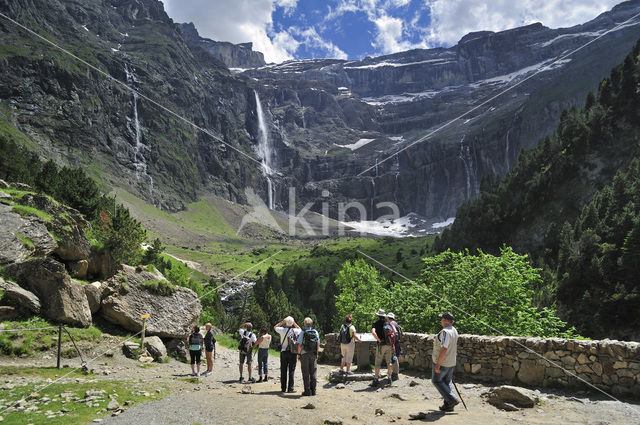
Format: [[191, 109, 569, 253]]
[[144, 336, 168, 362], [483, 385, 540, 410], [0, 306, 19, 320], [84, 282, 104, 314], [100, 265, 201, 339], [3, 258, 92, 327], [165, 338, 188, 362], [87, 247, 118, 280], [0, 278, 41, 314], [0, 204, 57, 264]]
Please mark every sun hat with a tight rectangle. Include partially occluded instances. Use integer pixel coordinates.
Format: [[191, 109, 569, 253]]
[[374, 308, 386, 317], [387, 312, 395, 319]]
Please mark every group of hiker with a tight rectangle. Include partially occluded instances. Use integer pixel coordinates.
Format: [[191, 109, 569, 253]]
[[186, 310, 461, 412]]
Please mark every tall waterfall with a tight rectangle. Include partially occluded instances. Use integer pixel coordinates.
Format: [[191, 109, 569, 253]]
[[459, 135, 477, 200], [254, 90, 275, 209], [505, 129, 511, 170], [370, 177, 376, 219], [124, 64, 155, 205]]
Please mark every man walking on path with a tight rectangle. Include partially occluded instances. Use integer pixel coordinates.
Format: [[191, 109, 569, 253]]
[[203, 322, 216, 376], [238, 322, 257, 382], [274, 316, 301, 393], [371, 309, 394, 387], [431, 311, 460, 412], [297, 317, 320, 396]]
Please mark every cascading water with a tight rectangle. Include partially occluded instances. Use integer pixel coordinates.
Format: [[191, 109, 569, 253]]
[[124, 64, 155, 206], [505, 129, 511, 170], [459, 135, 477, 200], [254, 90, 275, 209], [370, 177, 376, 220]]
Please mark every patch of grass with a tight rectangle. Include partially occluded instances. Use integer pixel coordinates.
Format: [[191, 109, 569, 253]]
[[0, 366, 163, 424], [0, 318, 102, 356], [11, 204, 53, 222], [179, 377, 200, 384], [15, 232, 35, 249], [140, 279, 176, 296]]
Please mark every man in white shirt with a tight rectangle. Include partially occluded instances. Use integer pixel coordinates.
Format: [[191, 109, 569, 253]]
[[274, 316, 301, 393], [238, 322, 257, 382], [431, 312, 459, 412]]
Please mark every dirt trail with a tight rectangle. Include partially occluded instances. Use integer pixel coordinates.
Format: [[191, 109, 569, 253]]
[[1, 343, 639, 424], [87, 345, 639, 425]]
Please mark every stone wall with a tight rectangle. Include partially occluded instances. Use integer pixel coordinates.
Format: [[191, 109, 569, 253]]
[[324, 333, 640, 397]]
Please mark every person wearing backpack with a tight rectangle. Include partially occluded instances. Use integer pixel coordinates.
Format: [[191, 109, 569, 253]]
[[238, 322, 257, 382], [371, 309, 395, 387], [296, 317, 320, 396], [339, 314, 361, 374], [252, 327, 272, 382], [387, 312, 402, 381], [274, 316, 301, 393], [203, 322, 217, 377], [188, 325, 204, 377]]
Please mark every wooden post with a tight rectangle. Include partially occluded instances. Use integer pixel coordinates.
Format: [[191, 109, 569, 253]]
[[57, 323, 63, 369], [140, 314, 150, 351]]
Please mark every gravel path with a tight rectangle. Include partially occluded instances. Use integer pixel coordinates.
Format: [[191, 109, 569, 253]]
[[2, 341, 639, 424]]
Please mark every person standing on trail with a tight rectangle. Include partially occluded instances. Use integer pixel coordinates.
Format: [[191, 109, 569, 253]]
[[238, 322, 257, 382], [188, 325, 204, 377], [387, 312, 403, 381], [338, 314, 361, 374], [274, 316, 301, 393], [371, 309, 395, 387], [431, 311, 460, 412], [203, 322, 216, 376], [297, 317, 320, 396], [253, 327, 272, 382]]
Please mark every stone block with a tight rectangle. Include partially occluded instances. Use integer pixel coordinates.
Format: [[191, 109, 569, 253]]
[[517, 359, 544, 386]]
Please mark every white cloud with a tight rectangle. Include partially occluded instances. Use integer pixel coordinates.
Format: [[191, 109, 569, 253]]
[[162, 0, 298, 63], [372, 15, 427, 54], [426, 0, 622, 46], [290, 27, 348, 59]]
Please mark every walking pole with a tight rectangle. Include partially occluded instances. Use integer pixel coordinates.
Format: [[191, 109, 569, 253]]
[[452, 378, 468, 411]]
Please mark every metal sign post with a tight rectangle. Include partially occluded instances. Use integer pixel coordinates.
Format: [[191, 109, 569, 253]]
[[140, 314, 150, 351]]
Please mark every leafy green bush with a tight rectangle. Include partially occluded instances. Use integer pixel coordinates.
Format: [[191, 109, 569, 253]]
[[335, 249, 579, 337]]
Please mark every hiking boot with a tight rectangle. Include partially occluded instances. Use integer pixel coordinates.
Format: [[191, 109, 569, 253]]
[[370, 378, 379, 387], [248, 377, 256, 383], [239, 376, 244, 382], [301, 391, 310, 396], [391, 373, 399, 381], [311, 390, 316, 396], [257, 377, 263, 383], [287, 388, 295, 393], [264, 375, 268, 381]]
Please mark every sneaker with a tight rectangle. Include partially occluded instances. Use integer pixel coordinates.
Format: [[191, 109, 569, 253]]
[[301, 391, 310, 396], [204, 370, 212, 376], [391, 373, 399, 381], [248, 377, 256, 383], [287, 388, 295, 393], [257, 377, 263, 383], [339, 369, 345, 374], [191, 372, 197, 377], [346, 371, 354, 376], [264, 375, 269, 381], [239, 376, 244, 382], [370, 378, 379, 387], [311, 390, 316, 396], [196, 372, 200, 377]]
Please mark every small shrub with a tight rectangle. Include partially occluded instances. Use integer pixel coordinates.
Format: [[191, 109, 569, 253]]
[[141, 280, 175, 296]]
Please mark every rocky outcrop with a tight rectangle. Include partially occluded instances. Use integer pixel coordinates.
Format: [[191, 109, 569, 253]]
[[87, 248, 118, 280], [3, 258, 92, 327], [0, 204, 57, 264], [179, 22, 265, 68], [83, 281, 104, 314], [0, 277, 41, 314], [144, 336, 168, 362], [100, 265, 201, 338]]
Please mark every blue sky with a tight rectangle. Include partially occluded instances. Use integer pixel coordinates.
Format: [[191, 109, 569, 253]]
[[162, 0, 621, 63]]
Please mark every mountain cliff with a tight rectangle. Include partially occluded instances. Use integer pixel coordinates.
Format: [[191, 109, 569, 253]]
[[1, 0, 640, 228], [178, 22, 265, 69]]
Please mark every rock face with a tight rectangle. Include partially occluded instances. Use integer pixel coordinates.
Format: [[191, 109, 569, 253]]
[[3, 258, 92, 327], [144, 336, 168, 362], [101, 265, 201, 338], [179, 22, 265, 68], [0, 278, 41, 314], [84, 282, 104, 314], [0, 204, 57, 264], [484, 386, 539, 410]]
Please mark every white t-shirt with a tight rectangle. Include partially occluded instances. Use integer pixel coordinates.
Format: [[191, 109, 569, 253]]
[[239, 329, 257, 344], [275, 326, 301, 351], [258, 334, 272, 349]]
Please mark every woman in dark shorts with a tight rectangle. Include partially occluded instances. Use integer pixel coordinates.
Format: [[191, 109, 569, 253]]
[[188, 325, 204, 377]]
